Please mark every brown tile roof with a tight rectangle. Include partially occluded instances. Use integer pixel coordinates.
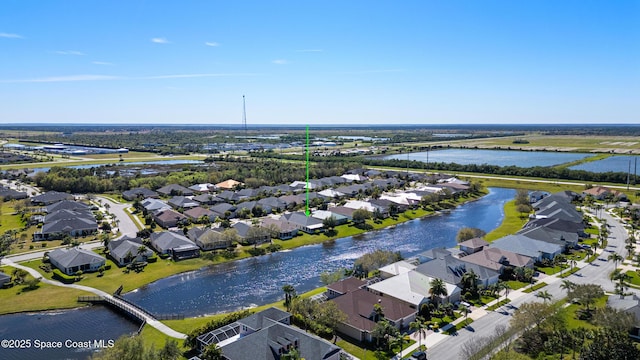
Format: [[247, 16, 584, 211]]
[[326, 277, 366, 295], [458, 237, 489, 249], [183, 207, 216, 220], [462, 247, 533, 271], [331, 289, 415, 332]]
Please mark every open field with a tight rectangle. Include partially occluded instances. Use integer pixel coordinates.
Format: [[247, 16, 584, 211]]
[[0, 272, 92, 315], [432, 135, 640, 154]]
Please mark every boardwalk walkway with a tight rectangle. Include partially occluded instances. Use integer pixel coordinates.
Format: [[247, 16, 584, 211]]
[[0, 258, 186, 339]]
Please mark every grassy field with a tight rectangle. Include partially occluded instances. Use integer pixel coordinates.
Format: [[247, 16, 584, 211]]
[[447, 135, 640, 153], [484, 200, 528, 242], [0, 273, 92, 315]]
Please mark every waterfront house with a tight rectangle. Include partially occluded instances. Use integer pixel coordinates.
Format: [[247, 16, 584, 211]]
[[260, 218, 299, 240], [367, 270, 461, 307], [325, 277, 366, 299], [0, 272, 11, 287], [107, 236, 153, 266], [529, 191, 549, 204], [281, 212, 324, 233], [232, 222, 270, 245], [458, 237, 489, 255], [311, 210, 348, 225], [49, 247, 106, 275], [150, 231, 200, 260], [378, 260, 418, 279], [187, 227, 232, 250], [197, 308, 341, 360], [330, 288, 416, 342], [517, 226, 579, 249]]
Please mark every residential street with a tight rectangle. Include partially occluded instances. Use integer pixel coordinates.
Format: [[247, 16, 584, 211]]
[[422, 208, 633, 360]]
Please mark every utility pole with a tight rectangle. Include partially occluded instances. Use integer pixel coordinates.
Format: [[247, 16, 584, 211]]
[[242, 95, 247, 134]]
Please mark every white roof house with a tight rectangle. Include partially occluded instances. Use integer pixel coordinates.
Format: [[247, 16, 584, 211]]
[[378, 260, 418, 279], [368, 270, 461, 306], [318, 189, 346, 198], [344, 200, 376, 212]]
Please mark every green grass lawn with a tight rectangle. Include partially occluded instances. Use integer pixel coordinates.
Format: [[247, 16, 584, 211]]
[[536, 265, 568, 275], [505, 280, 529, 290], [523, 282, 548, 293], [0, 273, 92, 315], [486, 298, 511, 311], [444, 318, 475, 335], [337, 336, 415, 360], [484, 200, 529, 242], [624, 270, 640, 286]]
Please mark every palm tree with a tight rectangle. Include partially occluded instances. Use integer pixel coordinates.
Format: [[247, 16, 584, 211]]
[[136, 245, 148, 261], [535, 290, 552, 303], [458, 304, 470, 326], [569, 259, 577, 271], [608, 253, 623, 268], [560, 280, 575, 297], [409, 317, 428, 349], [498, 281, 511, 302], [461, 270, 479, 295], [201, 343, 223, 360], [429, 278, 447, 304], [611, 269, 631, 295], [282, 284, 296, 312]]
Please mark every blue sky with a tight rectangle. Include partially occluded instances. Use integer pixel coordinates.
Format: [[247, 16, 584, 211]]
[[1, 1, 638, 125]]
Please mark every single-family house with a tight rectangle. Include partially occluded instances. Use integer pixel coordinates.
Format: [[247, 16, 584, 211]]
[[141, 198, 171, 213], [122, 187, 158, 201], [31, 191, 73, 205], [459, 247, 534, 274], [215, 179, 243, 190], [330, 288, 416, 342], [189, 183, 216, 193], [150, 231, 200, 260], [192, 193, 224, 206], [490, 234, 564, 262], [44, 200, 90, 213], [582, 186, 627, 201], [378, 260, 418, 279], [325, 277, 366, 299], [49, 247, 106, 275], [607, 294, 640, 336], [153, 209, 188, 228], [0, 272, 12, 287], [415, 251, 500, 288], [257, 197, 285, 213], [210, 203, 237, 219], [529, 191, 549, 204], [311, 210, 348, 225], [282, 212, 324, 233], [34, 212, 98, 240], [107, 236, 153, 266], [168, 196, 200, 209], [0, 187, 28, 200], [368, 270, 461, 307], [517, 226, 578, 249], [261, 218, 299, 240], [327, 206, 355, 220], [232, 222, 270, 245], [197, 308, 341, 360], [183, 207, 217, 223], [156, 184, 193, 197], [187, 227, 233, 250], [459, 237, 490, 255]]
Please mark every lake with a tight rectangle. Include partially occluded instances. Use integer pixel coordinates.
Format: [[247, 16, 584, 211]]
[[382, 149, 593, 168], [569, 155, 640, 174], [0, 306, 139, 360], [123, 187, 515, 317]]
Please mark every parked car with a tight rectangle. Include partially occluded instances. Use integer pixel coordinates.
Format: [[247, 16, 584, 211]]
[[411, 351, 427, 360]]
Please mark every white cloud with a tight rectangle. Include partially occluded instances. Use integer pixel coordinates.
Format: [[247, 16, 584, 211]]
[[0, 33, 23, 39], [0, 75, 122, 83], [92, 61, 114, 66], [151, 37, 170, 44], [0, 73, 260, 83], [272, 59, 289, 65], [55, 50, 85, 56], [205, 42, 220, 47], [295, 49, 323, 52]]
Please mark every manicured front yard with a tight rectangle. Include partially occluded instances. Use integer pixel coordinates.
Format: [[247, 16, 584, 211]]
[[505, 280, 529, 290], [522, 282, 547, 293]]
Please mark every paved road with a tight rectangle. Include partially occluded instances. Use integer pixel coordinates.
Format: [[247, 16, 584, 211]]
[[426, 208, 633, 360], [96, 196, 141, 237]]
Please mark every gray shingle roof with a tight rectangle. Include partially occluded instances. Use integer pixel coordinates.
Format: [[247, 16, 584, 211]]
[[49, 247, 105, 269]]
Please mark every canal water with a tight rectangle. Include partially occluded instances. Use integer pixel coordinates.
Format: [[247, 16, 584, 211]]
[[123, 187, 515, 317], [0, 306, 139, 360], [382, 149, 592, 168]]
